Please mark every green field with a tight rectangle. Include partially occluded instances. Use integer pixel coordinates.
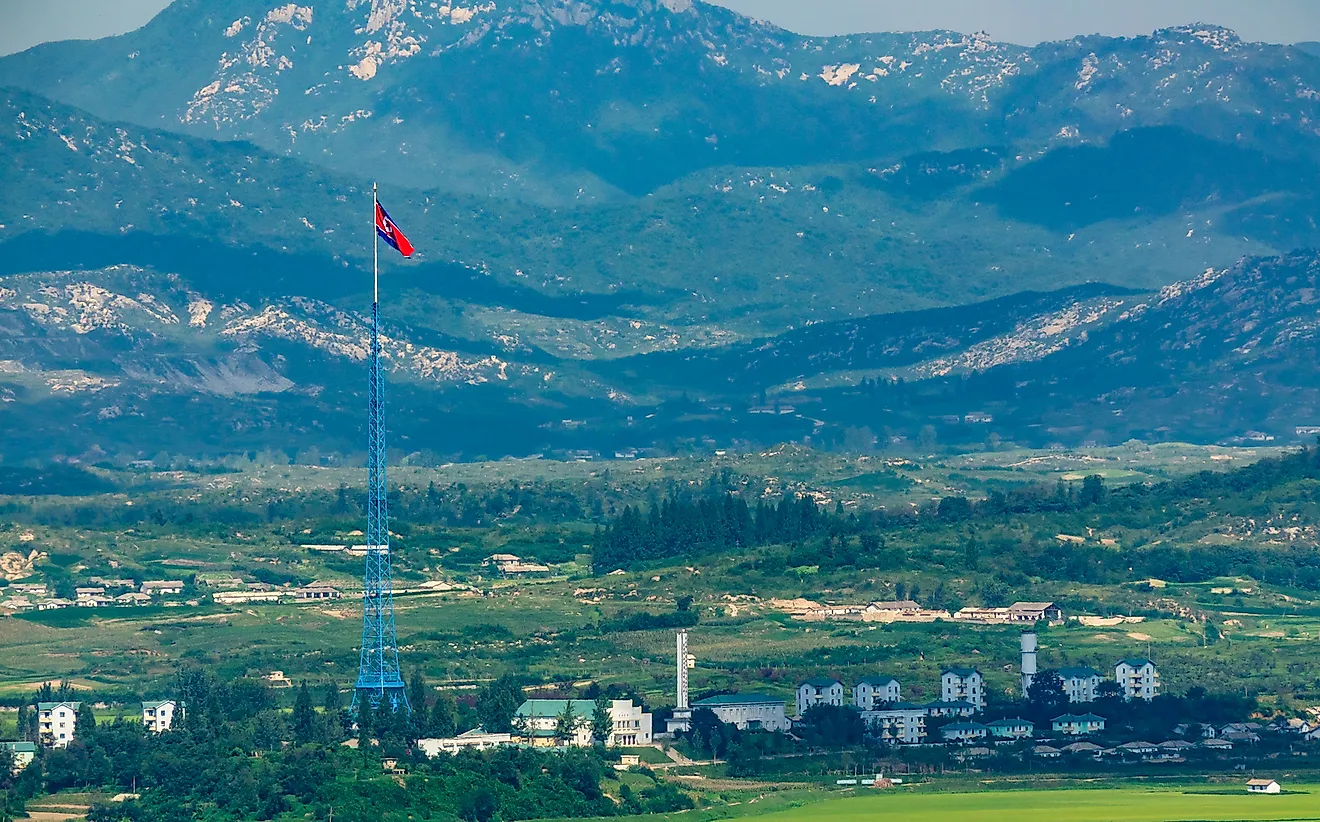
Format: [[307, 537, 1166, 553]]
[[756, 785, 1320, 822]]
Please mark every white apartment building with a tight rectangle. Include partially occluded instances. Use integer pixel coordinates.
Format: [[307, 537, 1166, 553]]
[[940, 668, 985, 710], [142, 699, 178, 733], [38, 701, 80, 747], [862, 702, 927, 744], [795, 678, 844, 716], [1115, 658, 1159, 701], [1057, 667, 1103, 703], [853, 676, 901, 709]]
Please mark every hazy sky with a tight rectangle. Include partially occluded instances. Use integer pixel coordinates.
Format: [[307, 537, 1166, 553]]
[[2, 0, 1319, 57]]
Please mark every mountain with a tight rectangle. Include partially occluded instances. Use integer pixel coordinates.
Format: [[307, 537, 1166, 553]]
[[772, 251, 1320, 448], [3, 4, 1320, 460], [4, 3, 1320, 198]]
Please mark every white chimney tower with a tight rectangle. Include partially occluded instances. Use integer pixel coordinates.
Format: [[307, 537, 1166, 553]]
[[1021, 631, 1038, 697], [676, 630, 690, 711], [666, 630, 694, 734]]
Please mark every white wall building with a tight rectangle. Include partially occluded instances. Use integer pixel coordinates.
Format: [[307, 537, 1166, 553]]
[[142, 700, 178, 733], [853, 676, 901, 710], [691, 694, 791, 731], [514, 699, 652, 747], [418, 729, 513, 755], [1115, 658, 1159, 701], [38, 701, 80, 747], [796, 678, 844, 716], [1057, 667, 1103, 703], [863, 702, 927, 744], [940, 668, 985, 710]]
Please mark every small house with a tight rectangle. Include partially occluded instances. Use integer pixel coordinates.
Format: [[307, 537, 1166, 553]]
[[1052, 713, 1106, 735], [1247, 779, 1281, 794], [941, 722, 989, 742], [986, 717, 1034, 740]]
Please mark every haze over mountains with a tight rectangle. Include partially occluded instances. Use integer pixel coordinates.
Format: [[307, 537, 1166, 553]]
[[2, 0, 1319, 461]]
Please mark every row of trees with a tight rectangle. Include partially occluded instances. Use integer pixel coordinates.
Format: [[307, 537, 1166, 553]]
[[592, 492, 833, 570], [2, 669, 691, 822]]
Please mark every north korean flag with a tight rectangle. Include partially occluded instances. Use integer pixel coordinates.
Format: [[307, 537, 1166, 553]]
[[375, 201, 414, 258]]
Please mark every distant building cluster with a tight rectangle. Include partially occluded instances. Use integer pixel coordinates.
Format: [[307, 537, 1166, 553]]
[[0, 576, 344, 612], [782, 598, 1063, 626]]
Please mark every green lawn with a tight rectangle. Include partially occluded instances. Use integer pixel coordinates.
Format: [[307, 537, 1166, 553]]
[[756, 786, 1320, 822]]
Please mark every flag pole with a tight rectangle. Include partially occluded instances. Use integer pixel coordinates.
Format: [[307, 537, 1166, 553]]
[[373, 182, 379, 305]]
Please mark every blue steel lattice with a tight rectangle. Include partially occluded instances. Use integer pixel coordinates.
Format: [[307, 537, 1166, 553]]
[[352, 298, 409, 713]]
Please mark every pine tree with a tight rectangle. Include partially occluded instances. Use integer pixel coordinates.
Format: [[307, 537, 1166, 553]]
[[428, 694, 457, 738], [292, 681, 315, 746], [590, 696, 614, 747]]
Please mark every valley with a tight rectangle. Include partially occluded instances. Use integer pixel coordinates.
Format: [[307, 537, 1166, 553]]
[[2, 1, 1320, 820]]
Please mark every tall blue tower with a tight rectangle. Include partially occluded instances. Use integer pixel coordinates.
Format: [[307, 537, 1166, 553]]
[[353, 183, 409, 714]]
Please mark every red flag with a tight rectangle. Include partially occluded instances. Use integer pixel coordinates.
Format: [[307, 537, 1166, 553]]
[[375, 202, 414, 258]]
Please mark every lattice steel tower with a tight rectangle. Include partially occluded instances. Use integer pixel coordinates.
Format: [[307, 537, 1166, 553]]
[[352, 183, 409, 714]]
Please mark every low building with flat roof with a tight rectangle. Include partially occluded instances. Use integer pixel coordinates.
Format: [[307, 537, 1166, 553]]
[[691, 693, 790, 731]]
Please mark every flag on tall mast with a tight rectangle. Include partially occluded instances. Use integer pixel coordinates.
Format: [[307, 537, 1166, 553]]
[[353, 183, 413, 714]]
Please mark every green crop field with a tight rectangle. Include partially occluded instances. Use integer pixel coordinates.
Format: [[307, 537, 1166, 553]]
[[755, 785, 1320, 822]]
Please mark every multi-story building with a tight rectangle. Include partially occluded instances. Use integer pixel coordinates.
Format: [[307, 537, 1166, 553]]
[[38, 701, 81, 747], [690, 694, 791, 731], [142, 700, 178, 733], [862, 702, 928, 744], [0, 741, 35, 772], [514, 699, 652, 747], [853, 676, 901, 709], [923, 700, 977, 718], [1115, 658, 1159, 701], [1057, 667, 1103, 703], [941, 722, 989, 743], [795, 678, 844, 717], [940, 668, 985, 710]]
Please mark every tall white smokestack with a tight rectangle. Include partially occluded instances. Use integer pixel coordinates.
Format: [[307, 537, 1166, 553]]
[[1021, 631, 1037, 697], [676, 630, 690, 711]]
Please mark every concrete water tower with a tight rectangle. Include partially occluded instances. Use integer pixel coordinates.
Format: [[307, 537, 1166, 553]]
[[1021, 631, 1038, 697]]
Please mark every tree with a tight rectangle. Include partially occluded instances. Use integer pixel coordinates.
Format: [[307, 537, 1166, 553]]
[[357, 702, 374, 761], [292, 681, 315, 746], [458, 785, 498, 822], [407, 669, 428, 738], [590, 696, 614, 747], [476, 675, 522, 733], [76, 702, 97, 735], [1079, 474, 1107, 506], [1026, 670, 1069, 718], [554, 702, 581, 746], [428, 694, 457, 739]]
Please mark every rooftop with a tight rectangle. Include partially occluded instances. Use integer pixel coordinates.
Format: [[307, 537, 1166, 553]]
[[1054, 713, 1106, 723], [1119, 657, 1155, 668], [514, 699, 595, 719], [942, 667, 980, 678], [1057, 666, 1102, 679], [857, 675, 900, 686], [693, 693, 783, 707], [801, 677, 841, 688]]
